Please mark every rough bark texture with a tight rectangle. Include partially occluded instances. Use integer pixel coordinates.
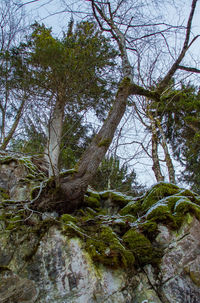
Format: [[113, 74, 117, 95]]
[[60, 83, 130, 211]]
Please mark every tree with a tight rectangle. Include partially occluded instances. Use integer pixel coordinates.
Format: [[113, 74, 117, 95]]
[[21, 21, 116, 176], [8, 0, 199, 213], [0, 0, 29, 150], [59, 113, 93, 170], [131, 95, 176, 184], [90, 155, 143, 195], [55, 0, 199, 212], [154, 83, 200, 191]]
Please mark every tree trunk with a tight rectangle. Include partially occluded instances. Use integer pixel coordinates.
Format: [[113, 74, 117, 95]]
[[156, 118, 176, 184], [45, 97, 65, 177], [0, 98, 26, 150], [147, 106, 164, 182], [60, 83, 131, 211], [151, 130, 164, 182]]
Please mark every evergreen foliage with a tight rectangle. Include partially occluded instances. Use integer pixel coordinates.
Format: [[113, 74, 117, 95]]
[[90, 156, 144, 195], [22, 21, 117, 118]]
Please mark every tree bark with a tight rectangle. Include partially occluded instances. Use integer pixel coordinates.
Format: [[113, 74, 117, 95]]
[[60, 82, 131, 211], [147, 105, 164, 182], [0, 98, 26, 150], [43, 0, 198, 213], [151, 125, 164, 182], [156, 118, 176, 184], [45, 96, 65, 177]]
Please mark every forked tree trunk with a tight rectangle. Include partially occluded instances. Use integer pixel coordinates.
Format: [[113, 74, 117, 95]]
[[60, 83, 131, 211]]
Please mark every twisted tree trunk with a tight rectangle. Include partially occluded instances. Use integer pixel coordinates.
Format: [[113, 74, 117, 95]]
[[60, 82, 131, 211]]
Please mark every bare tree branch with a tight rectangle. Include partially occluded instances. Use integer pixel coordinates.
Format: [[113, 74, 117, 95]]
[[178, 65, 200, 74], [158, 0, 198, 91]]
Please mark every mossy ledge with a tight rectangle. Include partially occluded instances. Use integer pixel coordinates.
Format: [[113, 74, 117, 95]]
[[1, 153, 200, 269], [60, 182, 200, 268]]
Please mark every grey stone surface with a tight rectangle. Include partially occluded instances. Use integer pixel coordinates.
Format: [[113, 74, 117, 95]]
[[1, 159, 200, 303]]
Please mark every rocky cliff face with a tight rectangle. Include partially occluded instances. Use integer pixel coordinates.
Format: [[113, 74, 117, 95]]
[[0, 153, 200, 303]]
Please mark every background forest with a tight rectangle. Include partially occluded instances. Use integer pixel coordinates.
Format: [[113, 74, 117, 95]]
[[0, 0, 200, 207]]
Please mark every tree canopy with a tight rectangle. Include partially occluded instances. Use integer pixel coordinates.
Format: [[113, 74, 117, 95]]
[[0, 0, 200, 212]]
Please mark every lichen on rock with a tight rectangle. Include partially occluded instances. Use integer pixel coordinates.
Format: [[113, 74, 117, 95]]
[[1, 155, 200, 302]]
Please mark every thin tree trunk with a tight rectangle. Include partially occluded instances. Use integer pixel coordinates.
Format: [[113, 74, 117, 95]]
[[147, 107, 164, 182], [45, 97, 65, 177], [151, 125, 164, 182], [0, 98, 26, 150], [156, 118, 176, 184]]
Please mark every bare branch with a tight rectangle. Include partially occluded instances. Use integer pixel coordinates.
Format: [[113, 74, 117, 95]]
[[158, 0, 198, 91], [178, 65, 200, 74]]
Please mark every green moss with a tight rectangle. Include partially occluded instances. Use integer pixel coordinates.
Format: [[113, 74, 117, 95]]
[[119, 199, 142, 216], [0, 188, 10, 200], [174, 189, 200, 205], [139, 220, 158, 233], [87, 188, 100, 200], [121, 214, 137, 223], [19, 157, 38, 175], [146, 203, 170, 220], [0, 155, 14, 164], [141, 182, 180, 212], [85, 226, 135, 268], [189, 270, 200, 286], [145, 202, 177, 228], [122, 228, 161, 265], [98, 138, 112, 148], [84, 195, 101, 208], [84, 207, 98, 216], [99, 190, 133, 207], [118, 77, 131, 89], [61, 214, 77, 224], [173, 198, 200, 220], [6, 215, 22, 230], [62, 221, 85, 238], [59, 168, 77, 177]]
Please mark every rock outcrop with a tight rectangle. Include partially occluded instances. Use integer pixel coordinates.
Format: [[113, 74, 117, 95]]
[[0, 152, 200, 303]]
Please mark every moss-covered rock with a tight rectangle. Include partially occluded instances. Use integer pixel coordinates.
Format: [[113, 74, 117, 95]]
[[0, 188, 10, 200], [2, 152, 200, 274], [99, 190, 133, 206], [6, 215, 23, 230], [122, 228, 161, 265], [61, 214, 78, 224], [83, 195, 101, 208], [85, 226, 135, 268], [141, 182, 180, 212], [62, 221, 86, 238], [119, 199, 141, 216], [173, 197, 200, 220]]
